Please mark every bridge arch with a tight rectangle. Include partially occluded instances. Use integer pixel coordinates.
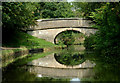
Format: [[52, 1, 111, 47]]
[[54, 29, 84, 44], [27, 18, 97, 43], [27, 27, 97, 44]]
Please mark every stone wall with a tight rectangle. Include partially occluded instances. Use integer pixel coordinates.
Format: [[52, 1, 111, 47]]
[[28, 18, 93, 30]]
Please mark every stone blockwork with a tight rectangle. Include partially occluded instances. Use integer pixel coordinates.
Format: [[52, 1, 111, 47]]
[[28, 66, 95, 78], [27, 28, 97, 43], [27, 18, 97, 43], [28, 18, 93, 30]]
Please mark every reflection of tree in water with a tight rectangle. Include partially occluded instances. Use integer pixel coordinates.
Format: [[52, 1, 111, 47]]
[[3, 67, 36, 81], [54, 52, 85, 66]]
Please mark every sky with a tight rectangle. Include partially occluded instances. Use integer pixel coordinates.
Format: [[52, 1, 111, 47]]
[[67, 0, 74, 2]]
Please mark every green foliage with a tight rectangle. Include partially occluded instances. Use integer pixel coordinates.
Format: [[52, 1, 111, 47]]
[[2, 2, 74, 31], [72, 32, 85, 44], [55, 30, 75, 46], [55, 47, 85, 66], [55, 30, 85, 45], [40, 2, 74, 18], [82, 51, 120, 81], [84, 3, 120, 57], [72, 2, 104, 18], [84, 34, 96, 50], [91, 3, 120, 56], [2, 2, 37, 31], [2, 2, 74, 46], [62, 33, 75, 46], [2, 2, 39, 44], [2, 31, 55, 48]]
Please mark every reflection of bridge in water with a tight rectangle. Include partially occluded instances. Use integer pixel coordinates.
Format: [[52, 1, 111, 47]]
[[27, 18, 97, 43], [27, 53, 96, 78], [28, 66, 95, 78]]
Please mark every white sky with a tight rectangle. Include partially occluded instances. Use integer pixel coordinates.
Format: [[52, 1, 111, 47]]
[[67, 0, 74, 2]]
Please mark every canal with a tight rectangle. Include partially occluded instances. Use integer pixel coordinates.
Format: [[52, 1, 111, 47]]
[[2, 45, 120, 82]]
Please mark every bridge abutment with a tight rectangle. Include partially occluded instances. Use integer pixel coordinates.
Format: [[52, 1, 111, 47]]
[[27, 28, 97, 44]]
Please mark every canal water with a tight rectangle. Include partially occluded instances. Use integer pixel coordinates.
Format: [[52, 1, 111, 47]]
[[2, 45, 120, 82]]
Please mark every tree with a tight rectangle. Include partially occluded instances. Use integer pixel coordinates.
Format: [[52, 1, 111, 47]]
[[55, 30, 75, 46], [2, 2, 37, 31], [72, 2, 105, 18], [2, 2, 38, 44], [89, 3, 120, 57], [40, 2, 74, 18]]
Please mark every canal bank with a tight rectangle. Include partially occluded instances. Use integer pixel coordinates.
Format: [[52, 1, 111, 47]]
[[2, 45, 66, 68], [2, 31, 67, 68], [3, 45, 120, 82]]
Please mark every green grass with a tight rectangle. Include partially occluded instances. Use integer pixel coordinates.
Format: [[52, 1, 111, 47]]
[[2, 31, 66, 67], [3, 31, 56, 48]]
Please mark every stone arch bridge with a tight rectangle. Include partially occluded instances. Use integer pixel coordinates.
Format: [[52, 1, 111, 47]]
[[27, 18, 97, 43]]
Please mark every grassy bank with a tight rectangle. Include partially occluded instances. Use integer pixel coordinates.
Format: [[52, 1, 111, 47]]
[[2, 31, 66, 67], [2, 31, 66, 54], [3, 31, 56, 48]]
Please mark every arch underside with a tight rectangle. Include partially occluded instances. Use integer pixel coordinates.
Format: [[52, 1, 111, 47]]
[[54, 30, 83, 45], [27, 28, 97, 44]]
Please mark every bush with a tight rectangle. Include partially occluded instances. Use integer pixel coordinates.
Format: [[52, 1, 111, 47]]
[[84, 34, 96, 50]]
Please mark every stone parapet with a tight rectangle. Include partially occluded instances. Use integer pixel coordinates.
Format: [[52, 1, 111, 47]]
[[28, 18, 93, 30]]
